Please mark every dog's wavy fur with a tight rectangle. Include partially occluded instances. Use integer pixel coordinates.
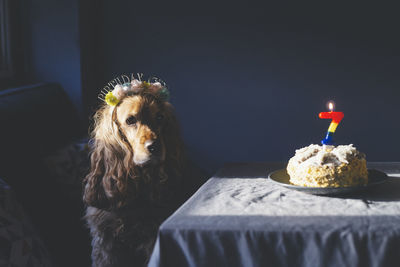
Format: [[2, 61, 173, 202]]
[[83, 91, 194, 266]]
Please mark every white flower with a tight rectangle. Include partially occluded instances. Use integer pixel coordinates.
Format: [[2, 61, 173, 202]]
[[112, 84, 125, 99], [148, 82, 163, 93], [130, 79, 143, 93], [122, 83, 131, 92]]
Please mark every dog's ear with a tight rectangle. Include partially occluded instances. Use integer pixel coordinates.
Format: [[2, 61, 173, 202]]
[[161, 102, 186, 177], [83, 105, 137, 210], [82, 141, 110, 209], [161, 103, 208, 201]]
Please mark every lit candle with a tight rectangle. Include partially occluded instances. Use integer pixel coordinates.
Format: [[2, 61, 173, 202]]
[[319, 101, 344, 145]]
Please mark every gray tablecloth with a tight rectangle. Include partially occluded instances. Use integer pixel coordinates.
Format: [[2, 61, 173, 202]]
[[148, 162, 400, 267]]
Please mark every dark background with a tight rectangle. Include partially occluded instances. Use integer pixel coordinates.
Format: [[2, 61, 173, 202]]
[[14, 0, 400, 172], [1, 1, 399, 266]]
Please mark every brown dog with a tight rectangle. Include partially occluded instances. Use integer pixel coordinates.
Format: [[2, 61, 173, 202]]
[[83, 84, 201, 266]]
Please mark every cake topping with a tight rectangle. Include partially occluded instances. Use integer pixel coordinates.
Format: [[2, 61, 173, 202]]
[[291, 144, 363, 167]]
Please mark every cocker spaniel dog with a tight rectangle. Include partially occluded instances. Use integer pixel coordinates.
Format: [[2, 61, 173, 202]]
[[83, 75, 203, 267]]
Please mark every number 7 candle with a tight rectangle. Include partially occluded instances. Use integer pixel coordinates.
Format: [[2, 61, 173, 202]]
[[319, 101, 344, 145]]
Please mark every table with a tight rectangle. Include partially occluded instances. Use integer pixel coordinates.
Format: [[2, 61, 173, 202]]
[[148, 162, 400, 267]]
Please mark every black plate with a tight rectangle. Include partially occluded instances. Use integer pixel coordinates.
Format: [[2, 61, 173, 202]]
[[268, 169, 388, 196]]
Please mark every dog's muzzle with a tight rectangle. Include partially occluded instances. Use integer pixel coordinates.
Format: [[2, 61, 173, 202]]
[[134, 139, 162, 166]]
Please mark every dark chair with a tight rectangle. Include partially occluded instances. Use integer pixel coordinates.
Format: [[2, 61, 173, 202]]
[[0, 83, 90, 266]]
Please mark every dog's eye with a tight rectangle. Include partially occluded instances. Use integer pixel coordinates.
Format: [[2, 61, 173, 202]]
[[156, 114, 164, 122], [126, 116, 137, 125]]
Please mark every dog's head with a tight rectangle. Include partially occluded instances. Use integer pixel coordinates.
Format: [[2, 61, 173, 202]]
[[83, 90, 184, 209], [113, 94, 169, 166]]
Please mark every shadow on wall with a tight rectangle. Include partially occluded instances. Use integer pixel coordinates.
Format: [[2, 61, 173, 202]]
[[92, 1, 400, 173], [23, 0, 83, 116]]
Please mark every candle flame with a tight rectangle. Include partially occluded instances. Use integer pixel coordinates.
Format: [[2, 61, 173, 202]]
[[327, 101, 335, 111]]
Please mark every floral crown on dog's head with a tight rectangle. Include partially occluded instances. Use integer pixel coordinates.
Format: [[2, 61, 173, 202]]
[[98, 73, 170, 106]]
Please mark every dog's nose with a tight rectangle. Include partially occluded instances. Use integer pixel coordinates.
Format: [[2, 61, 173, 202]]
[[147, 140, 160, 154]]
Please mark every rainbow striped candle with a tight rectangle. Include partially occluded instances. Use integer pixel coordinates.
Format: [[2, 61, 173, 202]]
[[319, 101, 344, 145]]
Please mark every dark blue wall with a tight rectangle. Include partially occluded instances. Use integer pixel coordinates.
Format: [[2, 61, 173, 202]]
[[93, 2, 399, 172], [23, 1, 399, 173], [25, 0, 82, 116]]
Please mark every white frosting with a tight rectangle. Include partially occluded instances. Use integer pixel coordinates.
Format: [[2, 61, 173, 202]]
[[290, 144, 362, 168]]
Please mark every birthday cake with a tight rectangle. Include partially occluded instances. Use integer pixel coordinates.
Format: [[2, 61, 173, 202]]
[[287, 144, 368, 187]]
